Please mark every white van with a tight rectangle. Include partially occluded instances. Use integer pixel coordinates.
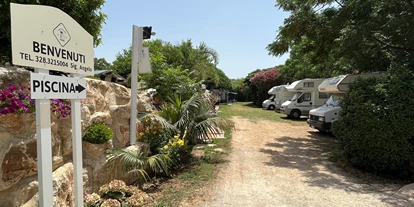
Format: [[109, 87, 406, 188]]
[[279, 78, 330, 119], [307, 73, 382, 132], [262, 85, 294, 110]]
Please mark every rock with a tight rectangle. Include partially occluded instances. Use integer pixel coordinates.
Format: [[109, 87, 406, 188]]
[[1, 139, 37, 191], [109, 105, 131, 119], [52, 163, 75, 207], [398, 183, 414, 197], [0, 113, 35, 136], [81, 106, 91, 123], [213, 148, 225, 153], [89, 112, 112, 126], [83, 140, 113, 162], [191, 149, 205, 159], [58, 118, 73, 156], [53, 156, 64, 170], [21, 163, 76, 207], [137, 93, 153, 113], [11, 179, 38, 207]]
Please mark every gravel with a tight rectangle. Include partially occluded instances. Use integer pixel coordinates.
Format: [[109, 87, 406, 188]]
[[181, 117, 413, 207]]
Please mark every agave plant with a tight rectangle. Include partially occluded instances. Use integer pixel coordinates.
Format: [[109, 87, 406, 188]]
[[107, 147, 171, 185], [157, 92, 234, 144]]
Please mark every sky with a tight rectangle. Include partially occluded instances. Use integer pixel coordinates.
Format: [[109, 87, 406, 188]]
[[94, 0, 291, 79]]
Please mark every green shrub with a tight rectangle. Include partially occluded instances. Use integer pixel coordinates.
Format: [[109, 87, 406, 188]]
[[83, 124, 113, 144], [333, 67, 414, 177]]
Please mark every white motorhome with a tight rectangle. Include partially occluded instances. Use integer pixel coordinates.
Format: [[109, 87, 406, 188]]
[[262, 85, 294, 110], [279, 78, 330, 119], [307, 73, 382, 132]]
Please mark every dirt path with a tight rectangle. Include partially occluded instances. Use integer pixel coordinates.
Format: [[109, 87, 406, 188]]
[[181, 117, 412, 207]]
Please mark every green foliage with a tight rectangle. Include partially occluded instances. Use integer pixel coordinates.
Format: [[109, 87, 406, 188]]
[[231, 78, 252, 102], [159, 135, 192, 169], [110, 39, 232, 96], [83, 124, 113, 144], [0, 0, 107, 63], [267, 0, 414, 78], [94, 57, 111, 70], [158, 93, 235, 145], [332, 67, 414, 177], [137, 116, 170, 154], [110, 47, 132, 78], [107, 147, 172, 184], [141, 66, 198, 101]]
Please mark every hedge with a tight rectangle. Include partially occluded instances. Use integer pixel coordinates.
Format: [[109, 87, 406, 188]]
[[332, 67, 414, 177]]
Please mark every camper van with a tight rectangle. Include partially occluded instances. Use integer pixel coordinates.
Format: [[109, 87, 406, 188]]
[[307, 73, 382, 132], [279, 78, 330, 119], [262, 85, 294, 110]]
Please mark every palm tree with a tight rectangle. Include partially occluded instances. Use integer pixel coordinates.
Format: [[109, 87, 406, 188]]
[[158, 92, 234, 144], [107, 147, 171, 186]]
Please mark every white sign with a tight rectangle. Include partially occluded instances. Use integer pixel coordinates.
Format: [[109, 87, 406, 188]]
[[10, 3, 94, 75], [30, 73, 86, 99], [139, 47, 152, 74]]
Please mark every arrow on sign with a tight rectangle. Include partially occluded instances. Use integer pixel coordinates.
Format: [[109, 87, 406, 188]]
[[75, 84, 85, 93], [30, 73, 87, 99]]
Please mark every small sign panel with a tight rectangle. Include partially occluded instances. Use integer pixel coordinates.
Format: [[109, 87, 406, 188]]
[[139, 47, 152, 74], [10, 3, 94, 75], [30, 73, 87, 99]]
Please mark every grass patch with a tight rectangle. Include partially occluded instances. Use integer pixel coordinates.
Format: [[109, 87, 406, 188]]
[[218, 102, 307, 125], [149, 128, 233, 207]]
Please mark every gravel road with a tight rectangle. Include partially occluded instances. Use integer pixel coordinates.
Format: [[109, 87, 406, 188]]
[[181, 117, 412, 207]]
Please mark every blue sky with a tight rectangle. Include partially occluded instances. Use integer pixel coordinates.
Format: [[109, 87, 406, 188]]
[[94, 0, 290, 79]]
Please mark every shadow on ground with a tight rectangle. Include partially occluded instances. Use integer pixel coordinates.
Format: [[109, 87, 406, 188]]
[[280, 116, 308, 122], [260, 131, 412, 207]]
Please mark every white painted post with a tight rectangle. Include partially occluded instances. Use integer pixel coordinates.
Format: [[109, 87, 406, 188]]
[[130, 25, 143, 145], [35, 68, 53, 207], [70, 73, 83, 207]]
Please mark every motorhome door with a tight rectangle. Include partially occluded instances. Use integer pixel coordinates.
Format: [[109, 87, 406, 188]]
[[297, 93, 312, 114]]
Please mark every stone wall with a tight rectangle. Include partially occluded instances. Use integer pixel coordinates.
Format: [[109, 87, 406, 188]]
[[0, 69, 153, 207]]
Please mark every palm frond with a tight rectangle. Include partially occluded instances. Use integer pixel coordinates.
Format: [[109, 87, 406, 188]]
[[190, 117, 234, 143], [107, 148, 147, 174], [140, 113, 178, 135], [128, 168, 150, 182], [147, 154, 172, 175]]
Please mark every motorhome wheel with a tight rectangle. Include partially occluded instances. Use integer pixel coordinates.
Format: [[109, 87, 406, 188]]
[[290, 109, 301, 119], [268, 105, 275, 110]]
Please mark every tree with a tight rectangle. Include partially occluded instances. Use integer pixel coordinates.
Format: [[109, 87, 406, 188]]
[[157, 93, 234, 145], [110, 48, 132, 77], [249, 68, 281, 106], [94, 57, 111, 70], [111, 39, 232, 97], [267, 0, 414, 75], [0, 0, 107, 64]]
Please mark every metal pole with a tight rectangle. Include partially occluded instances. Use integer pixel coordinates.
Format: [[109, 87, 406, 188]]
[[71, 74, 83, 207], [35, 68, 53, 207], [130, 25, 143, 145]]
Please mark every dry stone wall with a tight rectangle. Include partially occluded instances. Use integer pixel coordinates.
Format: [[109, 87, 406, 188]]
[[0, 68, 153, 207]]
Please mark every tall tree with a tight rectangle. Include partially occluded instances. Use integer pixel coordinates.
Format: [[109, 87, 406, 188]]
[[267, 0, 414, 75], [94, 57, 111, 70], [111, 39, 231, 90], [0, 0, 107, 64]]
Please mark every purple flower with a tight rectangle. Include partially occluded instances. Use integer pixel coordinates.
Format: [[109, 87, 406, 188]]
[[7, 85, 18, 92]]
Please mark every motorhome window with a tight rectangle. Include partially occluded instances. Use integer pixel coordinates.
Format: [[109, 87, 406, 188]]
[[268, 95, 275, 101], [319, 92, 329, 99], [303, 93, 311, 101], [304, 82, 314, 87], [290, 92, 302, 101], [326, 95, 341, 107]]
